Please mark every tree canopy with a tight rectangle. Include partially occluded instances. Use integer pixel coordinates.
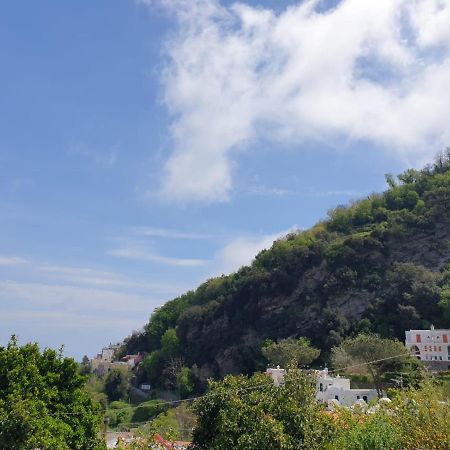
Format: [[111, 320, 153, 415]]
[[190, 369, 333, 450], [0, 337, 105, 450], [330, 334, 412, 397], [104, 367, 130, 402], [262, 337, 320, 368]]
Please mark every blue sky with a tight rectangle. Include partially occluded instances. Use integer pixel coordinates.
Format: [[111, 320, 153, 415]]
[[1, 0, 450, 360]]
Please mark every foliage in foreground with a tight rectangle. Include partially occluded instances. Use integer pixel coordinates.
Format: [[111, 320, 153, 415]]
[[190, 369, 333, 450], [116, 372, 450, 450], [329, 383, 450, 450], [0, 337, 105, 450], [190, 372, 450, 450]]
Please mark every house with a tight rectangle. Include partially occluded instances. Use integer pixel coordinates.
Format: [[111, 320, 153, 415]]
[[266, 366, 286, 386], [314, 368, 378, 408], [405, 325, 450, 372], [121, 353, 143, 368], [91, 344, 126, 376], [265, 367, 378, 408], [153, 434, 191, 449], [100, 343, 120, 362]]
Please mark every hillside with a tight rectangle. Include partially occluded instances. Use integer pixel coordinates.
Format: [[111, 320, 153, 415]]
[[120, 151, 450, 390]]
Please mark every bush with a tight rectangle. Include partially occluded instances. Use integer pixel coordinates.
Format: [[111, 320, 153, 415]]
[[131, 400, 162, 422]]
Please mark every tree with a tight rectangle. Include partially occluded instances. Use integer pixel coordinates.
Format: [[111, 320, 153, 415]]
[[438, 285, 450, 326], [0, 336, 105, 450], [190, 369, 333, 450], [104, 367, 130, 402], [160, 328, 180, 358], [79, 355, 92, 375], [331, 334, 411, 397], [262, 337, 320, 368], [176, 367, 194, 398], [139, 350, 165, 388]]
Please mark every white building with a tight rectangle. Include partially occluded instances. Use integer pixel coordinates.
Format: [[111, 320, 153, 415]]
[[315, 368, 378, 408], [91, 344, 124, 376], [265, 367, 378, 407], [266, 367, 286, 386], [405, 326, 450, 371], [99, 344, 120, 362]]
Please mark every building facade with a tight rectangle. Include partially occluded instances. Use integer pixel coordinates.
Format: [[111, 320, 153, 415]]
[[405, 326, 450, 371], [91, 343, 125, 376], [265, 367, 378, 407], [314, 368, 378, 407]]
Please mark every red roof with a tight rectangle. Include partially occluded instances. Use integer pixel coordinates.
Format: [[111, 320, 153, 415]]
[[153, 434, 191, 449]]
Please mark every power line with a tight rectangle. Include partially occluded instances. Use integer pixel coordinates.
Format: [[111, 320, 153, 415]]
[[2, 352, 415, 418], [327, 351, 413, 374]]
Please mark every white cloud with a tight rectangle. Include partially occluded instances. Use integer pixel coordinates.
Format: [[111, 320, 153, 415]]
[[134, 226, 213, 240], [0, 280, 154, 314], [37, 263, 182, 294], [243, 185, 364, 198], [0, 310, 140, 331], [108, 246, 207, 267], [0, 280, 157, 358], [214, 228, 297, 274], [68, 142, 118, 167], [0, 258, 189, 358], [0, 256, 29, 266], [143, 0, 450, 202]]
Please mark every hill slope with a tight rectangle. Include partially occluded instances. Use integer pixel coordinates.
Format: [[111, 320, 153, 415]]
[[120, 152, 450, 389]]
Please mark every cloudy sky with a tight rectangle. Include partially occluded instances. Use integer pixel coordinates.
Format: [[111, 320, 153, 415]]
[[1, 0, 449, 360]]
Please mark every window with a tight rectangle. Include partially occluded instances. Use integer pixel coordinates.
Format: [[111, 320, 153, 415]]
[[356, 395, 360, 400], [319, 383, 323, 392], [424, 345, 427, 351], [335, 395, 339, 401], [416, 334, 421, 343], [443, 335, 448, 343], [439, 346, 442, 352], [363, 396, 368, 403]]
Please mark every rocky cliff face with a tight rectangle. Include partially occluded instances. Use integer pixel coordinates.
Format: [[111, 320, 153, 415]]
[[175, 173, 450, 379], [121, 160, 450, 387]]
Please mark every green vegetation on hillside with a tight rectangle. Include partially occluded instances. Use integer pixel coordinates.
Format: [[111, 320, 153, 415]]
[[121, 151, 450, 392]]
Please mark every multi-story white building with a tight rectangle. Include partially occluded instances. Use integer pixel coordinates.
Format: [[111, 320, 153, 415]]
[[405, 326, 450, 371]]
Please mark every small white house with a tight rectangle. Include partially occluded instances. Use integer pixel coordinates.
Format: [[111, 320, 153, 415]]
[[315, 368, 378, 407], [266, 366, 286, 386], [265, 367, 378, 407]]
